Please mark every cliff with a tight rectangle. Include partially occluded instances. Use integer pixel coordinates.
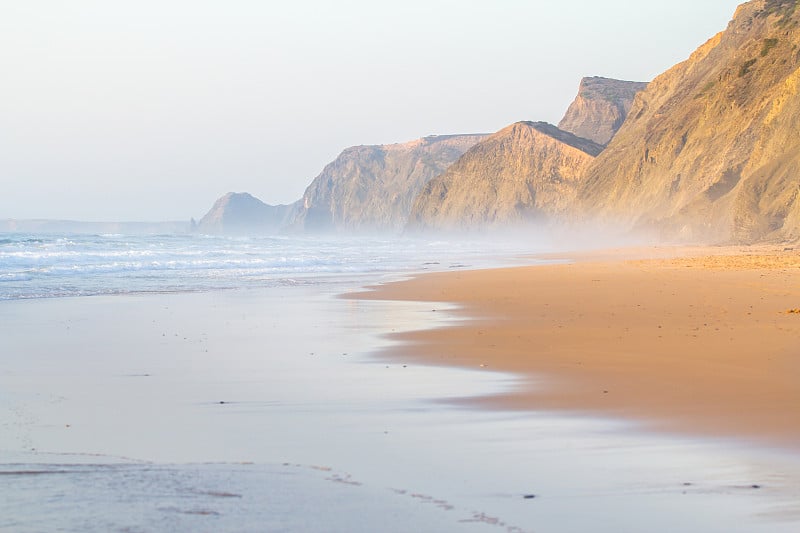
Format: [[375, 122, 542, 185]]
[[577, 0, 800, 243], [558, 76, 648, 145], [196, 192, 295, 235], [406, 122, 603, 232], [286, 134, 487, 233]]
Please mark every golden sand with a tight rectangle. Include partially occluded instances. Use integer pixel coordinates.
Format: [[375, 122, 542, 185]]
[[351, 246, 800, 449]]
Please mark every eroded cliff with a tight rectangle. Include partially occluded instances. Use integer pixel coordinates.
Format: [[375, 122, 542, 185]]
[[286, 134, 487, 233], [577, 0, 800, 243], [197, 192, 295, 235], [558, 76, 648, 146], [407, 122, 603, 232]]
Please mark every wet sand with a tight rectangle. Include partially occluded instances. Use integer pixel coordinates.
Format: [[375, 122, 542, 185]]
[[3, 279, 800, 531], [352, 245, 800, 450]]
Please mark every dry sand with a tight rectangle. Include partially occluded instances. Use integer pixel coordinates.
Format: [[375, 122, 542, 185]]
[[351, 245, 800, 450]]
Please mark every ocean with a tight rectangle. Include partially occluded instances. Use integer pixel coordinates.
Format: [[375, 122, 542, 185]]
[[0, 232, 532, 301], [1, 232, 798, 532]]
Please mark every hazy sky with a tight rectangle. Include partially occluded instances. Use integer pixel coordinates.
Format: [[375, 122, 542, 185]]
[[2, 0, 743, 221]]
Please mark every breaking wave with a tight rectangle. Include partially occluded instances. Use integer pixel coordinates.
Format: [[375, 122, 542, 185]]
[[0, 232, 532, 300]]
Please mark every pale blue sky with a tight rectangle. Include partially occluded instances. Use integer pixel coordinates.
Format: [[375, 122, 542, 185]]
[[1, 0, 743, 221]]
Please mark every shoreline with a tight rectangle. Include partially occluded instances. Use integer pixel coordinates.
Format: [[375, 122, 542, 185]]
[[349, 245, 800, 451], [4, 254, 800, 530]]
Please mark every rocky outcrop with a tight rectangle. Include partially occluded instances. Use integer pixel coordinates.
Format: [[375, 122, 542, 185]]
[[406, 122, 603, 232], [577, 0, 800, 243], [196, 192, 295, 235], [285, 134, 487, 233], [558, 76, 648, 145]]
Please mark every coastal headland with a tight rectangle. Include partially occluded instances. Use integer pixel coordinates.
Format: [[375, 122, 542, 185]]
[[351, 245, 800, 450]]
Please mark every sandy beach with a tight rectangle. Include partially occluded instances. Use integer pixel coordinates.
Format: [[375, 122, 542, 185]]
[[3, 256, 800, 531], [352, 245, 800, 450]]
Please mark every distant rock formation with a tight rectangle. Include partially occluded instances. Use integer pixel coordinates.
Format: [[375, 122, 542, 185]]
[[285, 134, 487, 233], [558, 76, 648, 145], [194, 74, 643, 237], [195, 2, 800, 245], [196, 192, 294, 235], [577, 0, 800, 243], [406, 122, 603, 232]]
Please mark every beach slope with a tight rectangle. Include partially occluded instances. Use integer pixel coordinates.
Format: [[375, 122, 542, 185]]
[[352, 247, 800, 449]]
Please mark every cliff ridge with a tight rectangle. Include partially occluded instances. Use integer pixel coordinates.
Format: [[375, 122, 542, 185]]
[[407, 121, 603, 232]]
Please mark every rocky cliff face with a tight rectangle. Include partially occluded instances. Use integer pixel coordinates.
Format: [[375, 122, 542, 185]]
[[196, 192, 295, 234], [286, 134, 487, 233], [407, 122, 603, 232], [577, 0, 800, 243], [558, 76, 648, 145]]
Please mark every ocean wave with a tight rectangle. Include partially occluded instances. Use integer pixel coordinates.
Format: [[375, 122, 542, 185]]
[[0, 237, 46, 246], [0, 271, 34, 282], [0, 233, 528, 300]]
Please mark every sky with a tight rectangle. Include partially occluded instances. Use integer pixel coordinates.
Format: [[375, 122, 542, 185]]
[[1, 0, 744, 222]]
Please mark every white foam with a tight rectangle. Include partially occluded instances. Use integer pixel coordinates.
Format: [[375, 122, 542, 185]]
[[0, 232, 536, 299]]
